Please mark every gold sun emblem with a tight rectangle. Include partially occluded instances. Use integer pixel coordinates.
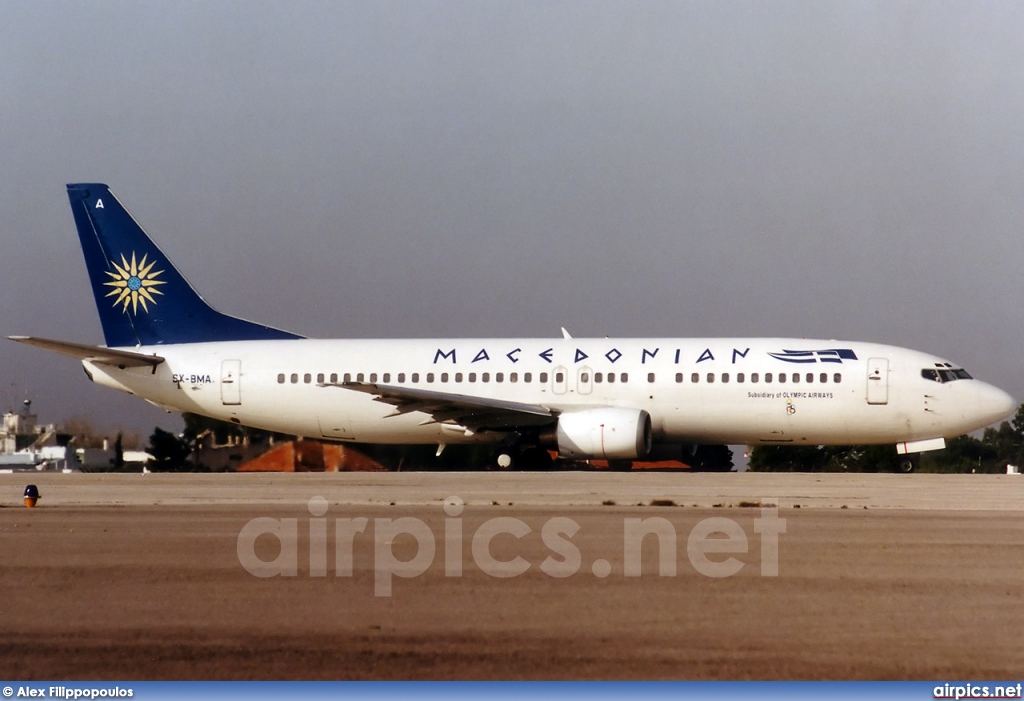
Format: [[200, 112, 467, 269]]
[[103, 252, 167, 315]]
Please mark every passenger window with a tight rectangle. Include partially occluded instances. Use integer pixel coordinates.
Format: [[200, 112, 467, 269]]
[[496, 373, 504, 383], [778, 373, 786, 384], [412, 373, 420, 383], [343, 373, 352, 383], [291, 373, 299, 384], [765, 373, 773, 383], [317, 373, 325, 383], [751, 373, 759, 383], [707, 373, 715, 383], [833, 373, 842, 383], [370, 373, 378, 383], [722, 373, 729, 383], [806, 373, 814, 383], [737, 373, 745, 383], [540, 372, 549, 383], [581, 373, 589, 383], [427, 373, 435, 383], [524, 372, 532, 383], [383, 373, 390, 383], [356, 373, 365, 382], [440, 373, 448, 382], [469, 373, 477, 382], [691, 373, 699, 383], [621, 373, 628, 383], [647, 373, 655, 383], [607, 373, 615, 384], [510, 373, 517, 383], [304, 373, 312, 384], [331, 373, 338, 383], [675, 373, 683, 383], [482, 373, 490, 382], [819, 373, 827, 383], [555, 372, 564, 383], [792, 373, 799, 383], [455, 373, 463, 382], [398, 373, 406, 383], [595, 373, 603, 383], [277, 373, 285, 384]]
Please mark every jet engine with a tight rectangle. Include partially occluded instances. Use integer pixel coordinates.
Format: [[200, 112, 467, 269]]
[[552, 407, 652, 459]]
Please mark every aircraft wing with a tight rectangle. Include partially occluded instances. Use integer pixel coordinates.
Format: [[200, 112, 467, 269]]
[[8, 336, 165, 368], [325, 382, 557, 432]]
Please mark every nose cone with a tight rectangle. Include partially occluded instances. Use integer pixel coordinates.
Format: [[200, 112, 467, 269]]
[[976, 382, 1017, 427]]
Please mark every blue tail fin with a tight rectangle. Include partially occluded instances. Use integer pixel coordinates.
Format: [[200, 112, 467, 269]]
[[67, 183, 303, 347]]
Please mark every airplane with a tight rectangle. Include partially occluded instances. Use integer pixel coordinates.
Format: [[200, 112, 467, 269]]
[[9, 183, 1017, 471]]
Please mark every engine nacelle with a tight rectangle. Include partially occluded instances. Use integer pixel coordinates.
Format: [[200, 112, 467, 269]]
[[554, 407, 652, 459]]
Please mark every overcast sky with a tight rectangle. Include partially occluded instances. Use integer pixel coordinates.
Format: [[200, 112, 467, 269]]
[[2, 1, 1023, 438]]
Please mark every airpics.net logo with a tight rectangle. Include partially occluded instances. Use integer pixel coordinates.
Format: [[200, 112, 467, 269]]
[[236, 496, 787, 596]]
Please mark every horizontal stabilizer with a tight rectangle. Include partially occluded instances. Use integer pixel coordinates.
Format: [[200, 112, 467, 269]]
[[8, 336, 165, 368]]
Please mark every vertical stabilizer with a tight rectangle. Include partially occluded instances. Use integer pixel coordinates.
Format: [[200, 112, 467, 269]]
[[67, 183, 302, 347]]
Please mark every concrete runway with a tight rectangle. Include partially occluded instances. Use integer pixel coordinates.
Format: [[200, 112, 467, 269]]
[[0, 473, 1021, 679]]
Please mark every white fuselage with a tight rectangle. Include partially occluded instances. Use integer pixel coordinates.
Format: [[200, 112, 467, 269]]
[[82, 337, 1015, 451]]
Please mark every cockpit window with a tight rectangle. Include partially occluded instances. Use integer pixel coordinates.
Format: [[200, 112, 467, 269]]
[[921, 367, 973, 383]]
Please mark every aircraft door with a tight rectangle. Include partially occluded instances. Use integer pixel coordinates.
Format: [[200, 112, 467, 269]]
[[577, 366, 593, 395], [866, 357, 889, 405], [221, 359, 242, 405], [552, 366, 569, 395]]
